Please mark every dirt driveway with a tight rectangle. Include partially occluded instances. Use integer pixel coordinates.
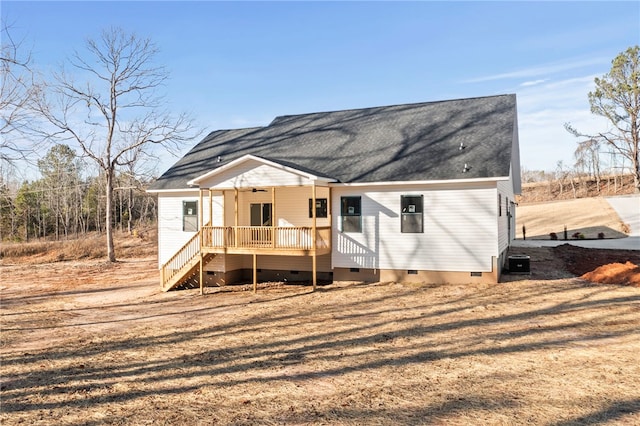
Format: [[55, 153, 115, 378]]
[[1, 250, 640, 425]]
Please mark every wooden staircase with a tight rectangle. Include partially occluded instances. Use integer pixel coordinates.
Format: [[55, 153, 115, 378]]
[[160, 228, 215, 292]]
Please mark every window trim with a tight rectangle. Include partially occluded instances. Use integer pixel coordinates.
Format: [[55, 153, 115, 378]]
[[341, 196, 362, 233], [182, 200, 198, 232], [401, 194, 424, 233], [250, 202, 272, 226], [308, 198, 328, 218]]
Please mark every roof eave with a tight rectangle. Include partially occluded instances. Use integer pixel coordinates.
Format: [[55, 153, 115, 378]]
[[330, 176, 510, 187]]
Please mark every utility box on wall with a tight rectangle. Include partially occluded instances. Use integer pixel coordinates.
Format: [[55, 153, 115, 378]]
[[508, 255, 530, 274]]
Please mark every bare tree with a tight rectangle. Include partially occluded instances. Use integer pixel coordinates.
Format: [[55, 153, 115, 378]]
[[574, 138, 602, 194], [566, 46, 640, 193], [1, 22, 41, 162], [35, 27, 198, 261], [555, 160, 570, 196]]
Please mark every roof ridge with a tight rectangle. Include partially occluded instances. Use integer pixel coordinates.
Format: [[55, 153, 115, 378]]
[[270, 93, 515, 123]]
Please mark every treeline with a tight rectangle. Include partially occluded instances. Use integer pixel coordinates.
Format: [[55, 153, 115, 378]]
[[0, 145, 157, 242], [519, 137, 635, 203]]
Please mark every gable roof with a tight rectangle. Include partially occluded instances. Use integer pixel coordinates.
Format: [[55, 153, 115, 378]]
[[148, 94, 518, 191], [187, 154, 337, 187]]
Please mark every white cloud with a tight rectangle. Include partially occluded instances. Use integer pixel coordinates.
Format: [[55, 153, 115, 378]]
[[463, 56, 608, 84], [516, 75, 612, 171], [520, 79, 547, 87]]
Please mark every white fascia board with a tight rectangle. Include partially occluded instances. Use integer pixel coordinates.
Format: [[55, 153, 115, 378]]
[[187, 154, 336, 187], [330, 176, 509, 187]]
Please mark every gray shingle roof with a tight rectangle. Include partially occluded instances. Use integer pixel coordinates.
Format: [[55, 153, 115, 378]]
[[148, 94, 517, 191]]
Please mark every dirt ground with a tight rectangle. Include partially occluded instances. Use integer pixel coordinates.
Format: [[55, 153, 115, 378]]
[[516, 198, 628, 240], [1, 245, 639, 425]]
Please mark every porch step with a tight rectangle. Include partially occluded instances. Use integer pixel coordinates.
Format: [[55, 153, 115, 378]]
[[162, 252, 216, 292]]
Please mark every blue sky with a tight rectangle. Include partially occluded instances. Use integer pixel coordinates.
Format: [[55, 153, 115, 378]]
[[3, 1, 639, 178]]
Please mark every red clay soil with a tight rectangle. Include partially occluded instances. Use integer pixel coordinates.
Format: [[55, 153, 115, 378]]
[[553, 244, 640, 287]]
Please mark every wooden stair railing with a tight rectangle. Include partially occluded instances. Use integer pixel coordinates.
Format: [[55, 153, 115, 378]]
[[160, 226, 210, 292]]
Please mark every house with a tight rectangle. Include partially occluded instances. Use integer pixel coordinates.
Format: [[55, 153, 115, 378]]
[[147, 94, 521, 292]]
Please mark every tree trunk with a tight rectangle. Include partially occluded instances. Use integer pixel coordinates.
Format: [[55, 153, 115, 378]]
[[634, 168, 640, 194], [106, 170, 116, 262], [128, 187, 133, 234]]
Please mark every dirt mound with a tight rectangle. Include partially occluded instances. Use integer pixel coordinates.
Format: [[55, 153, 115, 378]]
[[581, 261, 640, 287], [553, 244, 640, 287]]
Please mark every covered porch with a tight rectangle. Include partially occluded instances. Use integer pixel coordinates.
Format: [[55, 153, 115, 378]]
[[160, 155, 335, 293]]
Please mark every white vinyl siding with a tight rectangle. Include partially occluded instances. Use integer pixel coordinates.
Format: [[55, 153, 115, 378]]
[[198, 158, 314, 189], [157, 191, 222, 266], [497, 176, 516, 251], [332, 183, 499, 272]]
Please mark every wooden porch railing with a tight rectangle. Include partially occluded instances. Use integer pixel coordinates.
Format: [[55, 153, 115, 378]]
[[161, 226, 331, 290], [202, 226, 331, 251], [160, 229, 201, 290]]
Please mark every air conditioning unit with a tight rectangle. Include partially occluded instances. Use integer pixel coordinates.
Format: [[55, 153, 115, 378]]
[[508, 255, 530, 274]]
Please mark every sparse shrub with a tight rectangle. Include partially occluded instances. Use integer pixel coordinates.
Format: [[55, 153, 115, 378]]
[[550, 232, 558, 240], [598, 232, 605, 239], [572, 232, 585, 239]]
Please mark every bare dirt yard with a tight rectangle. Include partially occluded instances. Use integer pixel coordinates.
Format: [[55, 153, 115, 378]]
[[516, 198, 628, 240], [1, 240, 639, 425]]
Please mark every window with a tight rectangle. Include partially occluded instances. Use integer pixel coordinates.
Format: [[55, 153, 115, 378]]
[[183, 201, 198, 232], [401, 195, 423, 233], [250, 203, 272, 226], [341, 196, 362, 233], [308, 198, 328, 218]]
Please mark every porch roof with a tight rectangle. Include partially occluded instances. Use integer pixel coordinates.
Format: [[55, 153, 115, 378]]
[[187, 154, 336, 189]]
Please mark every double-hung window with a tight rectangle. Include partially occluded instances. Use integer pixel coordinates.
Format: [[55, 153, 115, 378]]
[[308, 198, 328, 218], [183, 201, 198, 232], [341, 196, 362, 233], [401, 195, 423, 233]]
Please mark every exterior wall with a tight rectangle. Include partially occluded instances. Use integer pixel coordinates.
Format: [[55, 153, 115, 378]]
[[221, 186, 330, 227], [497, 178, 515, 253], [203, 253, 332, 285], [204, 253, 331, 273], [334, 260, 499, 285], [497, 172, 517, 279], [331, 182, 499, 274], [157, 191, 214, 266], [273, 186, 331, 228]]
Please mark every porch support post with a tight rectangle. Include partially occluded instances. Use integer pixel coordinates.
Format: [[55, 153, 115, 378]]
[[208, 189, 213, 226], [253, 253, 257, 293], [199, 188, 204, 295], [312, 183, 317, 291], [271, 187, 276, 248], [199, 252, 204, 296], [234, 188, 239, 247], [199, 189, 204, 232]]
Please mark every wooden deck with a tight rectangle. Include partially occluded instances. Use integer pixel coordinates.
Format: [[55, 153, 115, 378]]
[[160, 226, 331, 291]]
